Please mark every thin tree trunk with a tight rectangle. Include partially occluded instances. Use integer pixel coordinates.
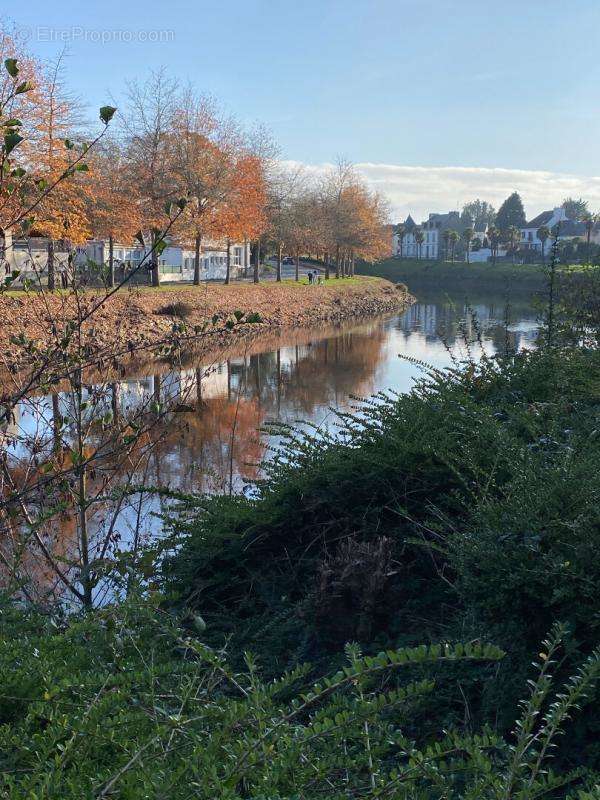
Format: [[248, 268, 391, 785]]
[[324, 252, 330, 280], [108, 235, 115, 288], [350, 250, 355, 276], [111, 382, 120, 426], [243, 238, 249, 278], [277, 243, 282, 282], [194, 231, 202, 285], [52, 393, 61, 453], [78, 465, 92, 608], [195, 368, 203, 405], [225, 239, 231, 285], [47, 239, 55, 291], [254, 239, 260, 283], [295, 248, 300, 282], [335, 244, 340, 278], [74, 367, 92, 609], [151, 233, 160, 287]]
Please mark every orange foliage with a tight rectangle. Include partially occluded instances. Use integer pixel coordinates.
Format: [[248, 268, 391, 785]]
[[210, 154, 267, 243], [25, 57, 91, 243], [86, 140, 141, 243]]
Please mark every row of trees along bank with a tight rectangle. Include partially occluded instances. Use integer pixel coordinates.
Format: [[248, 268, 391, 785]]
[[0, 27, 388, 290]]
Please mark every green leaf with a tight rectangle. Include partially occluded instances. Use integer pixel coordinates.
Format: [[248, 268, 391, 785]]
[[15, 81, 34, 95], [99, 105, 117, 125], [4, 58, 18, 78], [74, 163, 89, 172], [4, 132, 23, 155], [3, 118, 22, 129]]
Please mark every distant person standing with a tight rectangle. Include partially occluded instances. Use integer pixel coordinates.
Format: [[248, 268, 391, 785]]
[[308, 271, 313, 284]]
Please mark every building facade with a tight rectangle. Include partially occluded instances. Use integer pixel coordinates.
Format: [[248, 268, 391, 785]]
[[2, 236, 251, 284], [520, 207, 586, 253], [393, 211, 466, 260]]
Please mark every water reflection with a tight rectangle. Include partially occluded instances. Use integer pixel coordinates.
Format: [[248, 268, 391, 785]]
[[2, 289, 540, 603]]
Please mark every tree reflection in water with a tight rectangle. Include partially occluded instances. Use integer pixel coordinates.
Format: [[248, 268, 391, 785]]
[[2, 292, 539, 602]]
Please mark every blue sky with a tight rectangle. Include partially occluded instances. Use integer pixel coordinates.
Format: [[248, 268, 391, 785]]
[[8, 0, 600, 219]]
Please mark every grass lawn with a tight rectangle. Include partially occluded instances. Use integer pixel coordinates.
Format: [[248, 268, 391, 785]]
[[3, 275, 374, 298], [357, 257, 550, 292]]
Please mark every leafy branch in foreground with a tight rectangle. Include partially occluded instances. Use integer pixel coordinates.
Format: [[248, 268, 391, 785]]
[[0, 600, 598, 799]]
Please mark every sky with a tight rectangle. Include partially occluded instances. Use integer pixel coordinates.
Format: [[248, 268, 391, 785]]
[[7, 0, 600, 221]]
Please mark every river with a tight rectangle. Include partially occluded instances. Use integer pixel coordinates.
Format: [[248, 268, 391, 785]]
[[4, 288, 540, 603]]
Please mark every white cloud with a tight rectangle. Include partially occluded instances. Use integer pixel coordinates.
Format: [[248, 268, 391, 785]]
[[284, 160, 600, 223]]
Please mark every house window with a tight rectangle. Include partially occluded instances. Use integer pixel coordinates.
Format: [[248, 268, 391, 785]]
[[233, 246, 243, 266]]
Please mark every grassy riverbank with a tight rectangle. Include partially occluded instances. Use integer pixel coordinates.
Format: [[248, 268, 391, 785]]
[[357, 257, 549, 293], [0, 277, 410, 371]]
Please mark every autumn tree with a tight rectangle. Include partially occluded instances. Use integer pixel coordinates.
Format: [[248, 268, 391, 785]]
[[120, 69, 180, 287], [28, 54, 92, 274], [265, 164, 306, 282], [338, 183, 388, 271], [85, 137, 141, 286], [0, 28, 40, 234], [286, 193, 315, 280], [320, 160, 359, 278], [170, 90, 238, 285], [211, 153, 268, 284]]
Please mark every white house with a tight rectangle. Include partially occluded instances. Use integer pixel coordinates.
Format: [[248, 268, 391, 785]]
[[393, 214, 420, 257], [394, 211, 473, 260], [520, 207, 586, 254], [472, 222, 488, 246], [3, 236, 251, 285]]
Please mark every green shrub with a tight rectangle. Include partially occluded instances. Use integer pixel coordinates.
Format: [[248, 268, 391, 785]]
[[1, 599, 598, 799], [163, 346, 600, 761]]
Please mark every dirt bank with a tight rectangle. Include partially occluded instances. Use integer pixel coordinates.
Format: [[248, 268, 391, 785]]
[[0, 278, 412, 373]]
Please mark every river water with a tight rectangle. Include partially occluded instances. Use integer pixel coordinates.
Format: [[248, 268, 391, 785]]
[[5, 288, 540, 603]]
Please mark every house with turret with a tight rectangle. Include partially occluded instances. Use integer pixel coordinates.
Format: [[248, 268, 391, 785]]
[[394, 211, 467, 259]]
